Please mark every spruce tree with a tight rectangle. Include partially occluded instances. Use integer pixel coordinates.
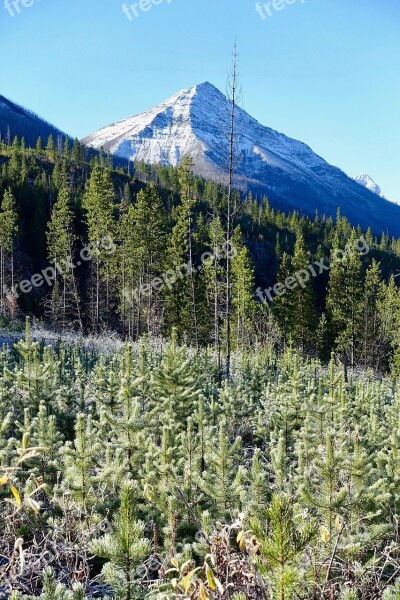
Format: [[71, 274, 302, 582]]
[[163, 156, 200, 344], [46, 187, 82, 330], [378, 276, 400, 374], [45, 135, 57, 162], [361, 260, 384, 369], [230, 227, 256, 350], [203, 215, 226, 370], [327, 232, 364, 370], [118, 186, 166, 339], [0, 188, 18, 316], [273, 253, 294, 344], [83, 166, 116, 330], [290, 233, 316, 351], [35, 136, 43, 158]]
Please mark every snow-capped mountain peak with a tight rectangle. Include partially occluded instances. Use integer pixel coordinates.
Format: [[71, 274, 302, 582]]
[[82, 81, 327, 177], [81, 82, 400, 236], [353, 173, 385, 198]]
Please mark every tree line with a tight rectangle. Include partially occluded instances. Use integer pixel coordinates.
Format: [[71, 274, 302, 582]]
[[0, 134, 400, 374]]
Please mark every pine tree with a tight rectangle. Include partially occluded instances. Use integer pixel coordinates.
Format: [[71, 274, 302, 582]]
[[178, 156, 199, 347], [230, 227, 256, 350], [198, 421, 245, 517], [63, 136, 71, 162], [9, 567, 89, 600], [327, 232, 364, 370], [62, 413, 100, 510], [252, 493, 317, 600], [163, 156, 198, 343], [104, 374, 146, 480], [83, 166, 116, 330], [301, 431, 348, 534], [46, 187, 82, 330], [0, 188, 18, 316], [35, 136, 43, 158], [118, 186, 166, 339], [247, 448, 270, 525], [45, 134, 57, 162], [71, 138, 83, 166], [378, 276, 400, 374], [150, 330, 201, 430], [91, 481, 151, 600], [29, 402, 64, 485], [270, 432, 291, 493], [177, 416, 203, 517], [203, 215, 226, 372], [9, 136, 20, 179], [273, 253, 294, 344], [290, 233, 316, 351], [376, 425, 400, 519], [361, 260, 384, 369], [316, 313, 332, 362], [118, 203, 143, 338], [143, 424, 179, 519], [11, 319, 57, 413], [224, 43, 240, 378]]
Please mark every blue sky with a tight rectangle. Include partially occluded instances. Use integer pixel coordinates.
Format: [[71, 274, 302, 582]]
[[1, 0, 399, 202]]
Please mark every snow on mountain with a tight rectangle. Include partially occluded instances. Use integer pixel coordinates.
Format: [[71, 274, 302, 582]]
[[353, 173, 385, 198], [82, 82, 400, 236], [82, 82, 326, 176]]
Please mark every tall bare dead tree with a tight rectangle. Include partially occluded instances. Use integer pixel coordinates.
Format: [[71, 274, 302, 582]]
[[225, 42, 240, 377]]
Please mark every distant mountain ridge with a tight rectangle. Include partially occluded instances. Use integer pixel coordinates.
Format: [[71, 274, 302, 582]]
[[82, 82, 400, 236], [0, 94, 67, 148], [353, 173, 386, 199]]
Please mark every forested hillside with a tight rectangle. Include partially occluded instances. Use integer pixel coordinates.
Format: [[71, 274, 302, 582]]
[[1, 135, 400, 372], [0, 97, 67, 152]]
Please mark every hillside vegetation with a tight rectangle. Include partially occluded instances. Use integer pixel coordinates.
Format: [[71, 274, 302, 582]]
[[0, 136, 400, 373], [1, 323, 400, 598]]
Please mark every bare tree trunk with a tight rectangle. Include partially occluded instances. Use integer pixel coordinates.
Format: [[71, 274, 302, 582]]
[[63, 280, 66, 331], [11, 245, 14, 290], [214, 252, 221, 376], [121, 247, 126, 338], [188, 207, 199, 351], [1, 247, 4, 315], [136, 267, 143, 340], [225, 42, 239, 378], [96, 256, 100, 331], [69, 249, 83, 331]]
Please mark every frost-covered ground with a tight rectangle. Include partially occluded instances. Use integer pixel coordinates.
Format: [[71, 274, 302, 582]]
[[0, 325, 142, 356]]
